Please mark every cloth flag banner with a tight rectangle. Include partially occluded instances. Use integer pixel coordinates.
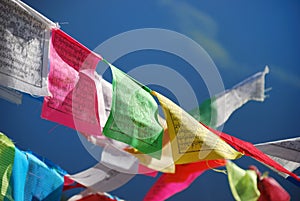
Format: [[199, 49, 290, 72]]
[[189, 66, 269, 128], [0, 0, 56, 96], [83, 72, 171, 173], [100, 144, 139, 174], [126, 69, 268, 173], [103, 62, 163, 159], [153, 91, 242, 164], [24, 152, 64, 201], [249, 166, 291, 201], [257, 175, 291, 201], [42, 29, 103, 136], [142, 68, 271, 199], [144, 159, 226, 201], [125, 129, 175, 173], [9, 148, 29, 201], [0, 132, 64, 201], [202, 124, 300, 181], [0, 86, 22, 105], [67, 162, 135, 193], [95, 74, 113, 128], [0, 133, 15, 200], [226, 161, 260, 201], [255, 137, 300, 178]]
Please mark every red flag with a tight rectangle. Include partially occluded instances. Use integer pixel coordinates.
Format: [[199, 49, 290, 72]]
[[249, 166, 290, 201], [201, 123, 300, 181]]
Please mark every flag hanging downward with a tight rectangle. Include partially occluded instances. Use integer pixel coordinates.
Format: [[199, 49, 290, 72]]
[[226, 161, 260, 201]]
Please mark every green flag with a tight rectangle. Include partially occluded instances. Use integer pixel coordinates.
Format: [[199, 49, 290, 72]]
[[103, 61, 163, 159], [0, 133, 15, 201], [226, 161, 260, 201]]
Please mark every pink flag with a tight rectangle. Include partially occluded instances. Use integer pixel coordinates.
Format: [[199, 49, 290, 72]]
[[144, 159, 226, 201], [42, 29, 103, 136]]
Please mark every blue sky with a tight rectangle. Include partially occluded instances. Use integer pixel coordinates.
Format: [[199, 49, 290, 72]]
[[1, 0, 300, 200]]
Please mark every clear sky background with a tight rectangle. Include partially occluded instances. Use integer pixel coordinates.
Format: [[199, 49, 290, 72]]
[[1, 0, 300, 200]]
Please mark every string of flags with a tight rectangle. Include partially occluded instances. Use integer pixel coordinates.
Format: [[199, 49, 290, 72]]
[[0, 0, 299, 200]]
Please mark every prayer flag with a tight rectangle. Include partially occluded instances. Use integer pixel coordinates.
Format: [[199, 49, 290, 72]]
[[0, 133, 15, 201], [95, 74, 113, 128], [255, 137, 300, 164], [101, 144, 139, 174], [103, 62, 163, 159], [202, 124, 300, 181], [126, 68, 268, 173], [249, 166, 291, 201], [144, 159, 226, 201], [226, 161, 260, 201], [67, 162, 134, 192], [9, 148, 29, 201], [24, 152, 64, 201], [125, 129, 175, 173], [255, 137, 300, 181], [0, 0, 56, 96], [189, 66, 269, 127], [0, 86, 22, 105], [153, 91, 242, 164], [42, 29, 103, 136]]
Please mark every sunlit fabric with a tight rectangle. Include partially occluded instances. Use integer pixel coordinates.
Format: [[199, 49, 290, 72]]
[[202, 124, 300, 181], [226, 161, 260, 201], [0, 133, 15, 201], [100, 144, 139, 174], [144, 159, 226, 201], [10, 148, 29, 201], [24, 152, 64, 201], [249, 165, 291, 201], [153, 91, 242, 164], [67, 162, 135, 193], [42, 29, 103, 136], [127, 69, 269, 174], [0, 0, 56, 96], [255, 137, 300, 180], [125, 129, 175, 173], [103, 62, 163, 159], [189, 66, 269, 128]]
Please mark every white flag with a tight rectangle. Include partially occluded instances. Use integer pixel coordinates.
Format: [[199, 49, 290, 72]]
[[189, 66, 269, 128], [0, 0, 56, 96], [68, 162, 135, 192], [255, 137, 300, 177], [0, 85, 22, 104]]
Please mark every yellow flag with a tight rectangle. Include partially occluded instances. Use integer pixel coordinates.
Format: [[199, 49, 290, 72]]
[[153, 91, 242, 164]]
